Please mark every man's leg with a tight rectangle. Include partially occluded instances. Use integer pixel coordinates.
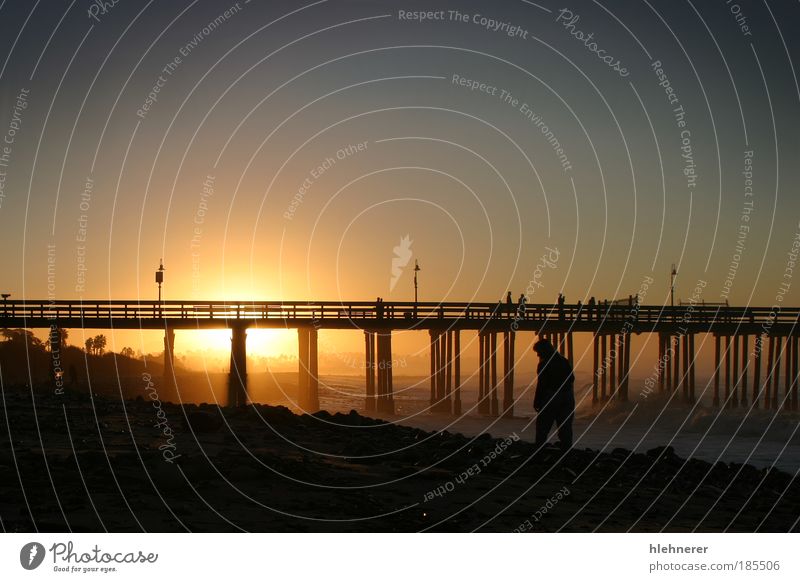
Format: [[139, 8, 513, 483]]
[[555, 401, 574, 448], [535, 406, 555, 446]]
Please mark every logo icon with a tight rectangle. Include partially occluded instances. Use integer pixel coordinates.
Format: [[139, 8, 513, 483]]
[[390, 234, 413, 291], [20, 542, 46, 570]]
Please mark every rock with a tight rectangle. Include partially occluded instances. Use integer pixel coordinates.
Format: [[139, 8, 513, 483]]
[[184, 411, 223, 433], [646, 446, 676, 458]]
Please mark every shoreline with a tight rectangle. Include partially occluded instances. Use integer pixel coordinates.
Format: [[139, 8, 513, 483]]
[[1, 386, 797, 532]]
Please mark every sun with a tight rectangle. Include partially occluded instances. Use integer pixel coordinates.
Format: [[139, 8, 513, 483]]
[[181, 328, 296, 359]]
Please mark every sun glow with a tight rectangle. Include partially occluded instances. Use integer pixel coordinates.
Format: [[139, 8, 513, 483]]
[[180, 328, 297, 359]]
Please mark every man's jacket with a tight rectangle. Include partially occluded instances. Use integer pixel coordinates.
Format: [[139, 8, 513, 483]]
[[534, 352, 575, 410]]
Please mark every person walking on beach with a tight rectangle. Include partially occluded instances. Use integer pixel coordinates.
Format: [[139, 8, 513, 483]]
[[533, 338, 575, 450]]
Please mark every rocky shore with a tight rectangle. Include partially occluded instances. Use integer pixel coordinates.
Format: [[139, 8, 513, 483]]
[[1, 387, 797, 532]]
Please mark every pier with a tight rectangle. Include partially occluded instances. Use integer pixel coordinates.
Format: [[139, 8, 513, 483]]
[[2, 299, 798, 413]]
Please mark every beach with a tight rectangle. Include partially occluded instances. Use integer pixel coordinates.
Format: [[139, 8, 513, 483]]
[[1, 379, 798, 532]]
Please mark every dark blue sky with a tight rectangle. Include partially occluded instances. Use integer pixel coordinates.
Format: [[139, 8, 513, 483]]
[[0, 0, 798, 309]]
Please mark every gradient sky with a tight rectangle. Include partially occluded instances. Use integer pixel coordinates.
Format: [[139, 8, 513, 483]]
[[0, 0, 798, 359]]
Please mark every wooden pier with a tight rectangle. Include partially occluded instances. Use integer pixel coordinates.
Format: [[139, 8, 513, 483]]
[[2, 299, 798, 413]]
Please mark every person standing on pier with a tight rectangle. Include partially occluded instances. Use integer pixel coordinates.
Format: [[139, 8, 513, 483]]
[[533, 338, 575, 450]]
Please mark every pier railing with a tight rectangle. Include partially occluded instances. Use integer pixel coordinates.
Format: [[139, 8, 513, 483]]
[[0, 299, 798, 327]]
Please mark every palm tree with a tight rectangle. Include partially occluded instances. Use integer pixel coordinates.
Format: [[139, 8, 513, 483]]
[[93, 334, 107, 355]]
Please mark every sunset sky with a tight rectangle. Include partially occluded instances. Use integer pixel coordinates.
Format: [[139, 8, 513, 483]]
[[1, 0, 798, 360]]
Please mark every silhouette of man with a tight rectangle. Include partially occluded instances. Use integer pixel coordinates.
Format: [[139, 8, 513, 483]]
[[506, 292, 513, 317], [533, 338, 575, 449]]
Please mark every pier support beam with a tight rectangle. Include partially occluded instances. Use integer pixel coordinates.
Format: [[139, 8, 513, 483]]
[[453, 331, 462, 415], [502, 331, 516, 416], [478, 332, 489, 414], [713, 335, 721, 406], [741, 335, 749, 407], [724, 335, 731, 405], [592, 334, 600, 404], [490, 332, 499, 416], [163, 328, 176, 395], [774, 336, 783, 409], [732, 335, 740, 407], [765, 335, 775, 408], [297, 327, 320, 412], [688, 333, 696, 403], [600, 334, 608, 400], [665, 334, 672, 393], [609, 333, 617, 399], [793, 336, 799, 411], [672, 335, 680, 393], [681, 334, 690, 403], [365, 331, 376, 411], [445, 330, 453, 412], [229, 325, 248, 407], [429, 330, 454, 413], [752, 334, 763, 408], [429, 331, 437, 408], [784, 335, 793, 411], [566, 332, 574, 367], [617, 334, 625, 400], [620, 332, 631, 402], [375, 331, 394, 415]]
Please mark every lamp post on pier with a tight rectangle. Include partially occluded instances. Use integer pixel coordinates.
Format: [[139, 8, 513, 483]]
[[670, 264, 677, 308], [413, 259, 420, 304], [155, 260, 165, 315]]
